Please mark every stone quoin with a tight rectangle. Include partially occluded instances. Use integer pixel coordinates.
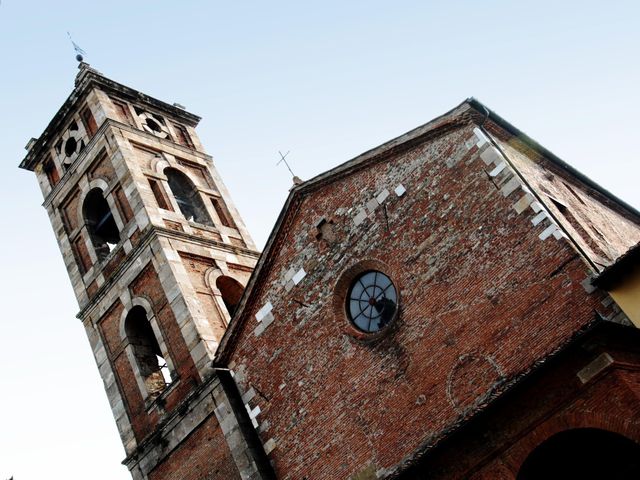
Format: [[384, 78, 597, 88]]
[[20, 64, 640, 479]]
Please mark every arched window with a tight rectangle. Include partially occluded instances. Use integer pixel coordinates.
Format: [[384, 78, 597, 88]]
[[216, 276, 244, 316], [518, 428, 640, 479], [164, 168, 212, 226], [124, 306, 172, 398], [83, 188, 120, 261]]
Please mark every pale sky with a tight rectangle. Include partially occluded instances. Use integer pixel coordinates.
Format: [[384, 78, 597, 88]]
[[1, 1, 639, 479]]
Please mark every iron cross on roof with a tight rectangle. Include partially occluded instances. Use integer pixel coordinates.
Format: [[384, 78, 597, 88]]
[[277, 150, 296, 177], [277, 151, 303, 186]]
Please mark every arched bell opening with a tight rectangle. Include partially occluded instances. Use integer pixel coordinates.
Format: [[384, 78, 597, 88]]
[[124, 306, 172, 398], [216, 276, 244, 317], [82, 188, 120, 261], [164, 167, 212, 226]]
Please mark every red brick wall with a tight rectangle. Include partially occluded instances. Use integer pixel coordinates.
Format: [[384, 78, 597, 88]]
[[469, 357, 640, 479], [148, 414, 241, 480], [128, 264, 200, 415], [97, 263, 201, 442], [394, 325, 640, 478], [61, 188, 81, 232], [88, 149, 116, 182], [114, 185, 134, 224], [225, 122, 631, 479]]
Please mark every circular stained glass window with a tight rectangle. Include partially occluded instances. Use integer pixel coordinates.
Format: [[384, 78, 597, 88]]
[[346, 270, 398, 333]]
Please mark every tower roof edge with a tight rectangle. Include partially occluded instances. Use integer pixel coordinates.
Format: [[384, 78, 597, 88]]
[[19, 65, 203, 171]]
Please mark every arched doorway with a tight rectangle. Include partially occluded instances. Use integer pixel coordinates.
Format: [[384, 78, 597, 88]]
[[517, 428, 640, 480]]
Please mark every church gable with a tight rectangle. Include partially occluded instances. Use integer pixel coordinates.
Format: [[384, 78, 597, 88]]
[[215, 102, 625, 478]]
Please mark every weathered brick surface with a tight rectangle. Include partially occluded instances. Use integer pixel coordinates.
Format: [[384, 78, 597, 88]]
[[61, 187, 81, 233], [114, 185, 134, 224], [148, 414, 241, 480], [103, 247, 126, 278], [72, 235, 92, 274], [88, 149, 117, 181], [400, 325, 640, 478], [128, 264, 200, 415], [223, 119, 639, 479], [99, 299, 126, 354], [488, 125, 640, 265], [95, 263, 203, 442], [24, 66, 640, 480]]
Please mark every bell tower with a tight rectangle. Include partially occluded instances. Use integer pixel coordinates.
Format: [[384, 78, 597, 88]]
[[19, 64, 261, 471]]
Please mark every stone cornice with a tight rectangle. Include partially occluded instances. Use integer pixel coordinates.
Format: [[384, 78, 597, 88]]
[[20, 64, 201, 172], [76, 226, 260, 322]]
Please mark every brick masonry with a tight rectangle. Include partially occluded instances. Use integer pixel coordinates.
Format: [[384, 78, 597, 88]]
[[21, 65, 640, 480], [218, 105, 640, 479], [409, 324, 640, 479], [147, 413, 241, 480], [20, 64, 261, 477]]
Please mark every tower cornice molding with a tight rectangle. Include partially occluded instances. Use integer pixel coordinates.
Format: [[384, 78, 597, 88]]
[[20, 66, 202, 172], [75, 226, 260, 323]]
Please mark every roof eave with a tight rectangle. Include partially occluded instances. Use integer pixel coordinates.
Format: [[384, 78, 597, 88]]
[[466, 97, 640, 219]]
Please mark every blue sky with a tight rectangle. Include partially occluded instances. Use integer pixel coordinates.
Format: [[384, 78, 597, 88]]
[[1, 1, 639, 479]]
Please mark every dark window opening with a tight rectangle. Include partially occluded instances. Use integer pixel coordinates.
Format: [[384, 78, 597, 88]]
[[164, 168, 213, 226], [149, 179, 171, 210], [145, 117, 162, 133], [64, 136, 78, 157], [124, 306, 172, 398], [172, 123, 193, 148], [548, 195, 609, 259], [517, 428, 640, 480], [43, 157, 60, 187], [216, 276, 244, 317], [211, 198, 236, 229], [83, 188, 120, 261], [112, 99, 134, 125], [81, 107, 98, 137]]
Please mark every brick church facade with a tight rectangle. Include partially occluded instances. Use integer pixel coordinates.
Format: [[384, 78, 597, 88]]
[[20, 65, 640, 479]]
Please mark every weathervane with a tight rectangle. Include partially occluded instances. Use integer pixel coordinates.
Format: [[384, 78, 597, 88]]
[[67, 31, 86, 62]]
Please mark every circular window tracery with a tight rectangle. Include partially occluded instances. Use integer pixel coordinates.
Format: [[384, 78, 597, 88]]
[[346, 270, 397, 332], [139, 112, 170, 139]]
